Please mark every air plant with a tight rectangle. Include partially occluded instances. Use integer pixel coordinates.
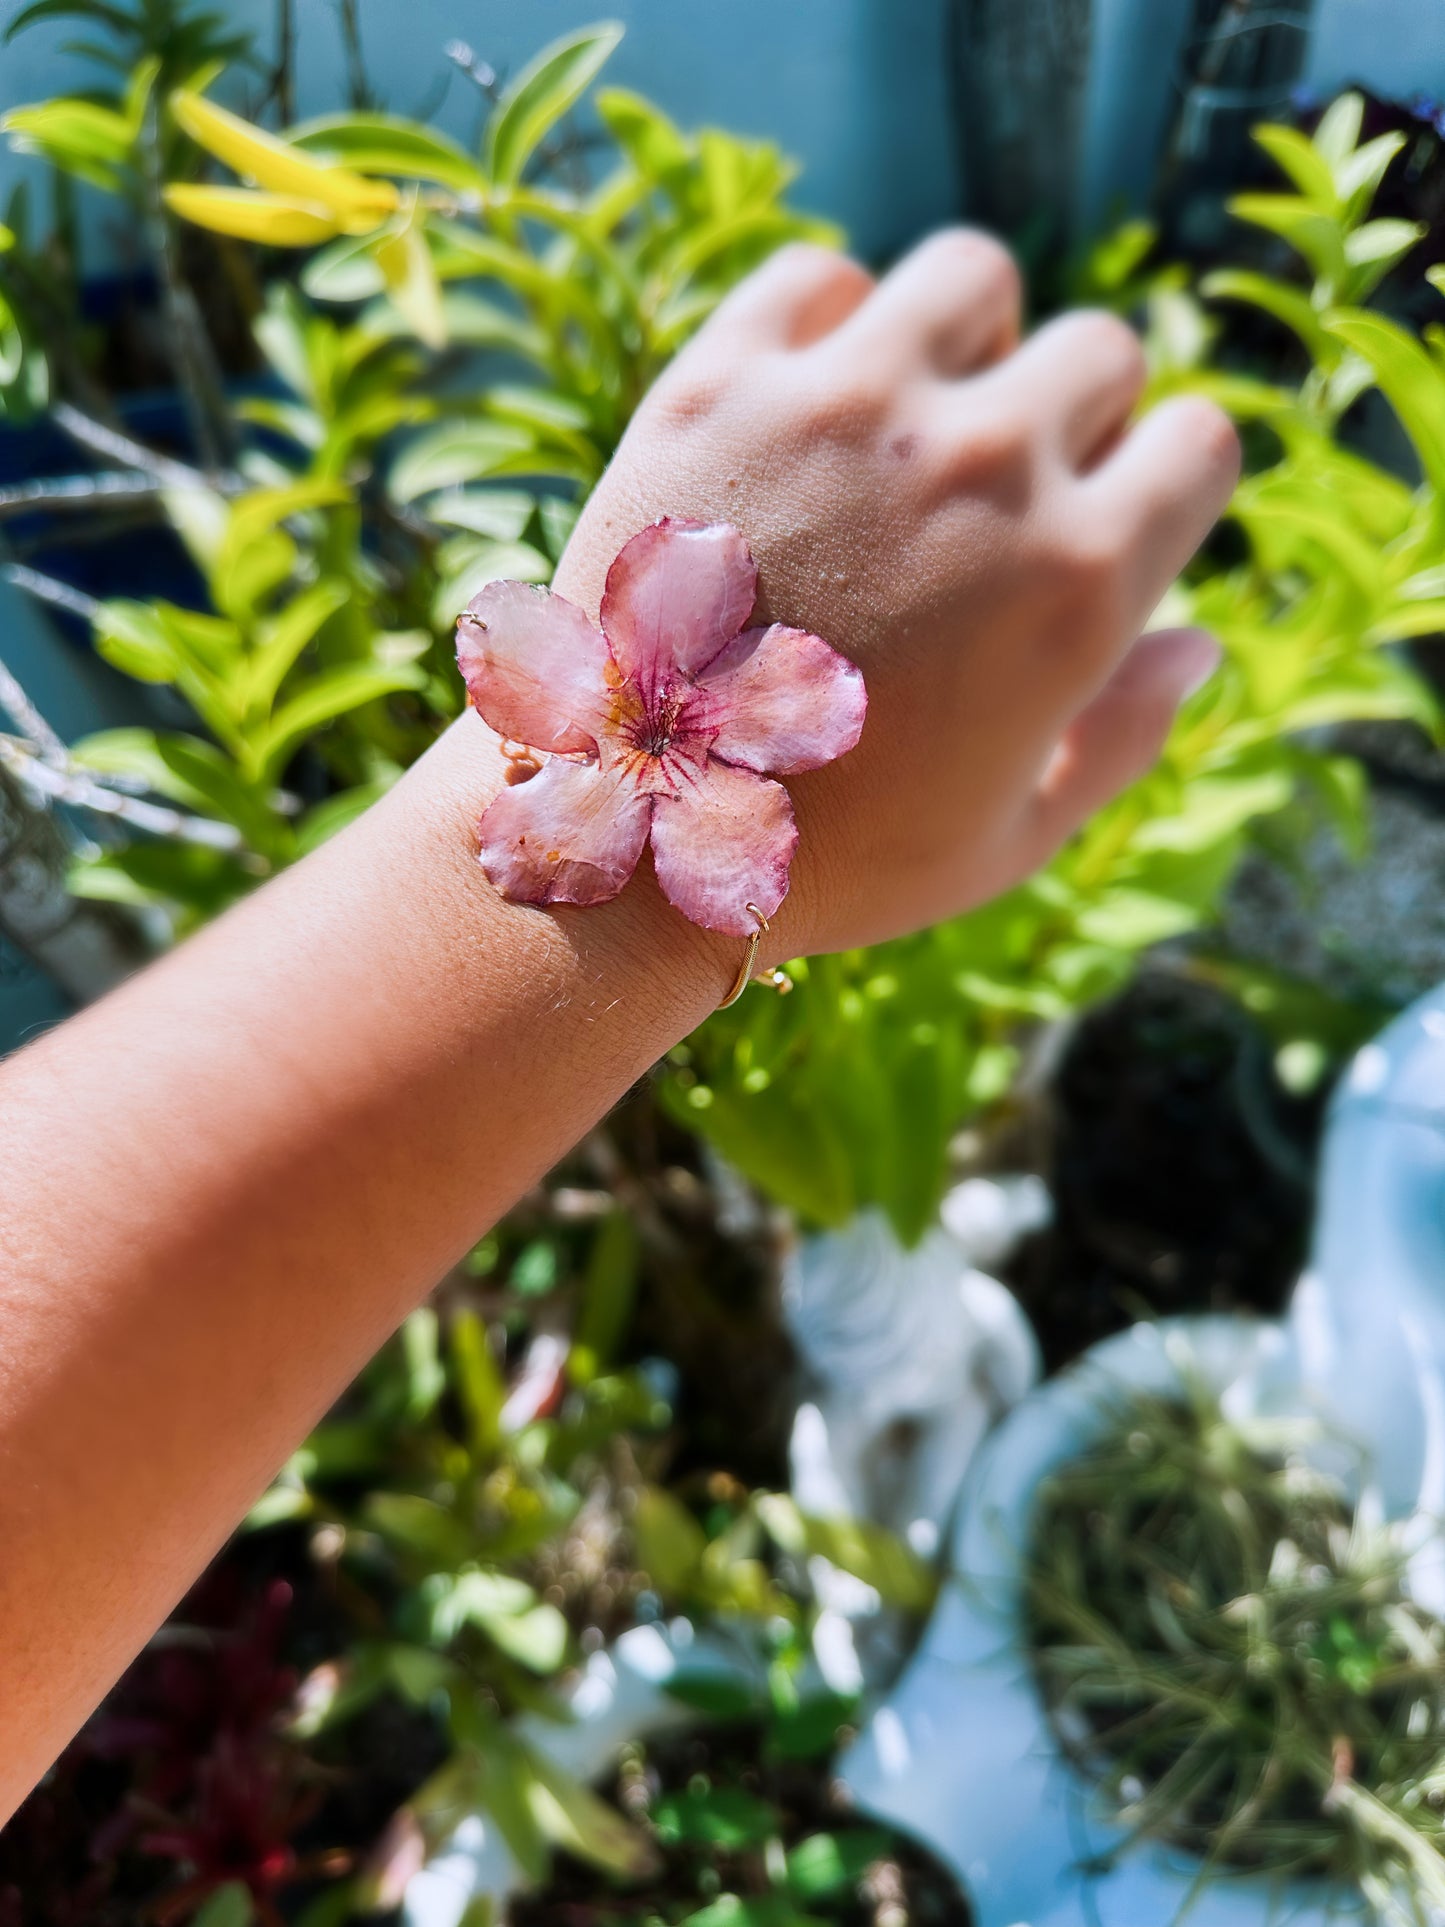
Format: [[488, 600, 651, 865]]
[[1027, 1391, 1445, 1925]]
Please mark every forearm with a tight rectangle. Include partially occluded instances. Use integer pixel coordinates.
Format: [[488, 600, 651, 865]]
[[0, 711, 723, 1814]]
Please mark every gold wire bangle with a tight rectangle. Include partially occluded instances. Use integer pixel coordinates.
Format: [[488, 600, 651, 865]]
[[717, 903, 794, 1010]]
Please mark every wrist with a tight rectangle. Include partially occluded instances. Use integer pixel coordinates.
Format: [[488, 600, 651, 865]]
[[414, 711, 732, 1050]]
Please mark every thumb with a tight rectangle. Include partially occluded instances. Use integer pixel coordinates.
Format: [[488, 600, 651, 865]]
[[1024, 626, 1221, 858]]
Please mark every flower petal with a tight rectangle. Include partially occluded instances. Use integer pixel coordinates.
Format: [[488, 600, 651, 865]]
[[684, 624, 868, 774], [600, 519, 757, 700], [457, 580, 611, 756], [478, 754, 650, 907], [648, 757, 798, 937]]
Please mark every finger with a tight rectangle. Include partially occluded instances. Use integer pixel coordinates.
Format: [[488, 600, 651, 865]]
[[981, 309, 1146, 468], [831, 227, 1022, 377], [695, 242, 875, 353], [1022, 627, 1221, 860], [1087, 395, 1242, 620]]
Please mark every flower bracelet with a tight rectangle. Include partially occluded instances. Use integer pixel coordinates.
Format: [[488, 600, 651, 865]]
[[455, 518, 867, 1005]]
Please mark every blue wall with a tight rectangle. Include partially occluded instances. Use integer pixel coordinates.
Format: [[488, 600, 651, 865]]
[[0, 0, 960, 263]]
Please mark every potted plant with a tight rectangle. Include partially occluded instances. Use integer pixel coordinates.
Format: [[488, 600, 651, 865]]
[[841, 982, 1445, 1927]]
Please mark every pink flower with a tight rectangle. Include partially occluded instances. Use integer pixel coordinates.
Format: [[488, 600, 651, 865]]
[[456, 518, 867, 937]]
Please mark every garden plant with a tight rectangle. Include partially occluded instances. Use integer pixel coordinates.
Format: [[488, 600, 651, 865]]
[[1028, 1390, 1445, 1924], [3, 1, 1445, 1921]]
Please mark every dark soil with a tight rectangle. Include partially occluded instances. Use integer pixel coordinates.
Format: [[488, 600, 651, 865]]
[[1003, 966, 1327, 1373]]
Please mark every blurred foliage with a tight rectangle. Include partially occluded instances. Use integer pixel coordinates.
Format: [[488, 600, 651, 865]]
[[245, 1270, 929, 1916], [667, 92, 1444, 1240]]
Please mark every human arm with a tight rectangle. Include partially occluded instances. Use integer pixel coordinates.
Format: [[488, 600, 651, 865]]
[[0, 231, 1237, 1814]]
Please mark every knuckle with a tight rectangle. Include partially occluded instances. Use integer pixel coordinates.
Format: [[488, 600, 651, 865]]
[[808, 358, 895, 434], [1065, 308, 1147, 382], [650, 358, 732, 430], [921, 226, 1021, 300], [1051, 521, 1124, 605], [937, 407, 1032, 489], [772, 239, 872, 298], [1172, 395, 1242, 480]]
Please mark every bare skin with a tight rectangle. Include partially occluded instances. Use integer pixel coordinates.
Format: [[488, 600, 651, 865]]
[[0, 232, 1237, 1818]]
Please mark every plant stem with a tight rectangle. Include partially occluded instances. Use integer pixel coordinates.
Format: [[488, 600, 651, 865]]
[[138, 95, 237, 472]]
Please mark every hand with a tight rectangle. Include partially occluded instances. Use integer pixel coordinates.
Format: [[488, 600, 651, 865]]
[[553, 230, 1239, 958]]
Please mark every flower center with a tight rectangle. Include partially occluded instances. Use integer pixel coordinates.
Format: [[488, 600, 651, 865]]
[[634, 690, 685, 757]]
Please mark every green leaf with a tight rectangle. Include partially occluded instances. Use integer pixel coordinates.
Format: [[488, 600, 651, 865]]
[[71, 726, 181, 795], [5, 0, 135, 43], [365, 1493, 475, 1570], [681, 1897, 820, 1927], [92, 600, 178, 681], [518, 1738, 658, 1878], [374, 203, 446, 349], [1252, 124, 1338, 206], [652, 1786, 778, 1850], [291, 113, 485, 192], [663, 1670, 761, 1719], [769, 1690, 858, 1761], [1074, 885, 1202, 949], [247, 579, 352, 713], [596, 86, 691, 189], [633, 1486, 707, 1596], [155, 735, 279, 849], [1327, 309, 1445, 504], [423, 487, 536, 540], [1335, 131, 1406, 214], [572, 1211, 639, 1376], [1312, 91, 1364, 169], [485, 22, 624, 186], [450, 1308, 504, 1454], [484, 1601, 569, 1673], [302, 231, 387, 301], [1228, 193, 1344, 288], [754, 1496, 937, 1612], [3, 98, 135, 191], [786, 1830, 893, 1902], [389, 422, 541, 502], [1343, 217, 1424, 303], [190, 1884, 255, 1927], [1201, 268, 1327, 360], [253, 662, 424, 784], [432, 536, 552, 624]]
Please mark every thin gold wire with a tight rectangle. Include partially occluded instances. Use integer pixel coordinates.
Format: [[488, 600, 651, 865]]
[[717, 903, 794, 1009]]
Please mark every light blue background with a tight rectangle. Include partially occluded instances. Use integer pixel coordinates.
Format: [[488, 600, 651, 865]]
[[5, 0, 1444, 265]]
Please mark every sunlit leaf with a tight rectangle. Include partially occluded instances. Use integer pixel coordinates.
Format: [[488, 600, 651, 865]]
[[485, 22, 624, 186], [164, 183, 339, 246], [291, 111, 485, 191], [170, 89, 397, 230]]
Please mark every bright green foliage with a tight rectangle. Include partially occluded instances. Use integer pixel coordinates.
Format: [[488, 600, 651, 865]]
[[665, 94, 1443, 1242], [254, 1271, 928, 1910], [263, 1291, 673, 1892], [1, 18, 829, 924]]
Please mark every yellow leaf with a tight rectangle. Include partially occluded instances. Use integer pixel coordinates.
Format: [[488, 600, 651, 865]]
[[374, 203, 446, 349], [169, 90, 397, 232], [164, 184, 339, 246]]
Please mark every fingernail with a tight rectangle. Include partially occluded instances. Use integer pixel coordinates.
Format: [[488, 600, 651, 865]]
[[1176, 629, 1222, 700]]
